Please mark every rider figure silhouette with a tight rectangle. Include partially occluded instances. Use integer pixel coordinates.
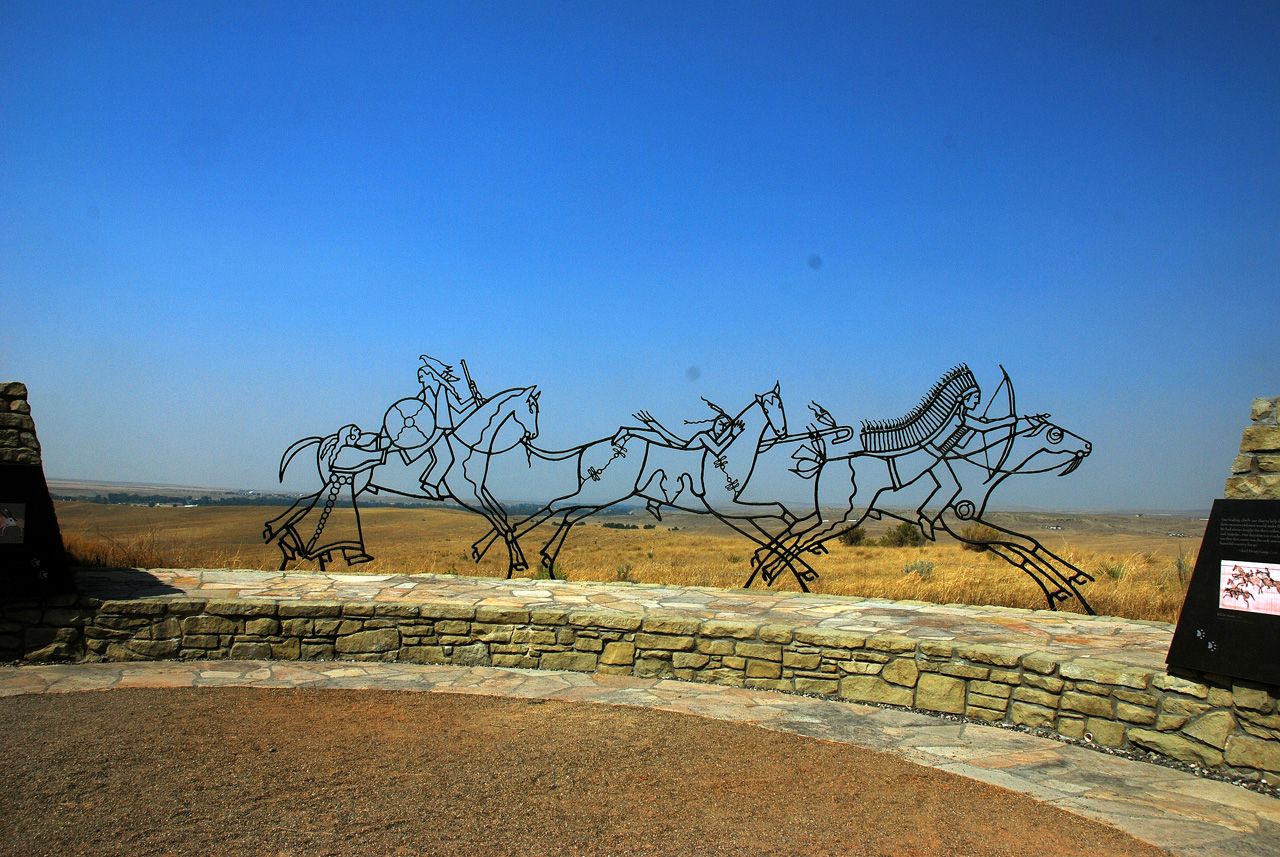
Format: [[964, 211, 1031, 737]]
[[861, 365, 1016, 539], [620, 398, 743, 455], [415, 354, 472, 498]]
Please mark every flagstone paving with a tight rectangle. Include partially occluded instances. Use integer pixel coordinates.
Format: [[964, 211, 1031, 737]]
[[76, 567, 1175, 668], [4, 658, 1278, 857]]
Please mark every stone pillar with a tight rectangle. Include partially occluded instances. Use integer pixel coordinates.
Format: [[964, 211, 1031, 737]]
[[1, 382, 43, 466], [1226, 397, 1280, 500], [0, 382, 75, 600]]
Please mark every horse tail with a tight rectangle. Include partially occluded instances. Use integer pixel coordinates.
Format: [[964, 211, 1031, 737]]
[[279, 436, 323, 482]]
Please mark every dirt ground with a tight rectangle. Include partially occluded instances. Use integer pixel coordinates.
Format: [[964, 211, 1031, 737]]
[[1, 688, 1172, 857]]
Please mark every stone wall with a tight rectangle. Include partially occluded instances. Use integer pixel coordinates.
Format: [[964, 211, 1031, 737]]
[[1226, 396, 1280, 500], [17, 593, 1276, 784], [0, 382, 41, 466]]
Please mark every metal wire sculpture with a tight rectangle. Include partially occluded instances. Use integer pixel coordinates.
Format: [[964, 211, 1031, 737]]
[[267, 357, 1095, 611]]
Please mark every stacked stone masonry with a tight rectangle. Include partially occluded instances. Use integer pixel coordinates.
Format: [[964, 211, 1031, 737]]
[[1226, 396, 1280, 500], [0, 382, 41, 466], [8, 592, 1279, 784]]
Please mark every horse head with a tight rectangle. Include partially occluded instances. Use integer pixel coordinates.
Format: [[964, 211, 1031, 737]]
[[516, 386, 541, 444], [755, 382, 787, 439], [1011, 414, 1091, 477]]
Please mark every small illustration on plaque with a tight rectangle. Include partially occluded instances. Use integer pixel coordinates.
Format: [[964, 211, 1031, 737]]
[[0, 505, 25, 544], [1219, 561, 1280, 616]]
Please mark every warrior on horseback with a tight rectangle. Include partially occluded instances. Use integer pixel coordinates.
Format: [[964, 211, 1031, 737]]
[[859, 364, 1015, 538]]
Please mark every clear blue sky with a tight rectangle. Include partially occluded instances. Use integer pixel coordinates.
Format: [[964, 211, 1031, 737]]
[[2, 2, 1276, 510]]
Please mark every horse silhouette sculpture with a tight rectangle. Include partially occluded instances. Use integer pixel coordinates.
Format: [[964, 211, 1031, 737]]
[[267, 357, 1094, 611]]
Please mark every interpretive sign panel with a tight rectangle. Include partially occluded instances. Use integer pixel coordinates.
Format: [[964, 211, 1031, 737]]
[[1168, 499, 1280, 686], [0, 464, 74, 600]]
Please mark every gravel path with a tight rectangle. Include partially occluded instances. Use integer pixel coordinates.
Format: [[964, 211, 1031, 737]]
[[2, 687, 1172, 857]]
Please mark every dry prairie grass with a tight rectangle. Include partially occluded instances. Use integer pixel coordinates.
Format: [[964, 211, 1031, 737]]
[[54, 501, 1201, 623]]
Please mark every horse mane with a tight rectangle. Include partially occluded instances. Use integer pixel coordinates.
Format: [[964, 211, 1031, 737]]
[[859, 365, 978, 453]]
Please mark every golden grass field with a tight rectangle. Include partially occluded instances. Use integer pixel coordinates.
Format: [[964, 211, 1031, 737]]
[[54, 501, 1205, 624]]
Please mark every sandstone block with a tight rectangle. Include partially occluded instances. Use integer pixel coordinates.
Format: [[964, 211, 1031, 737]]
[[735, 642, 782, 661], [970, 680, 1012, 699], [245, 618, 280, 636], [1060, 691, 1113, 718], [635, 633, 694, 651], [530, 609, 569, 626], [399, 646, 449, 665], [207, 599, 277, 617], [915, 673, 965, 714], [697, 638, 735, 656], [1233, 454, 1258, 474], [1113, 689, 1159, 707], [271, 638, 301, 659], [867, 634, 916, 654], [569, 611, 643, 631], [183, 615, 238, 636], [1009, 702, 1055, 728], [313, 619, 342, 636], [672, 651, 709, 670], [1241, 426, 1280, 452], [701, 620, 759, 639], [989, 669, 1021, 685], [1156, 714, 1189, 731], [641, 616, 701, 635], [1257, 455, 1280, 473], [1232, 682, 1273, 712], [1057, 717, 1086, 739], [229, 642, 273, 659], [1128, 729, 1224, 766], [99, 600, 169, 616], [127, 639, 181, 658], [1162, 697, 1211, 718], [301, 643, 335, 660], [721, 656, 746, 670], [745, 659, 781, 679], [966, 706, 1006, 723], [758, 624, 793, 644], [513, 628, 558, 646], [917, 641, 954, 659], [452, 642, 491, 666], [1226, 474, 1280, 500], [939, 662, 989, 680], [1059, 659, 1150, 690], [475, 607, 529, 625], [492, 654, 540, 669], [541, 651, 598, 672], [967, 692, 1009, 712], [373, 603, 420, 619], [182, 634, 218, 649], [417, 603, 476, 620], [1116, 703, 1157, 725], [794, 677, 840, 695], [635, 657, 673, 679], [783, 651, 821, 670], [1183, 711, 1237, 750], [793, 628, 865, 649], [574, 636, 603, 652], [1086, 718, 1126, 748], [1252, 397, 1280, 424], [342, 604, 376, 618], [840, 675, 914, 707], [1008, 690, 1059, 706], [337, 620, 365, 636], [281, 618, 312, 636], [696, 667, 745, 686], [881, 658, 920, 688], [335, 629, 399, 655], [1225, 735, 1280, 772], [955, 644, 1028, 667]]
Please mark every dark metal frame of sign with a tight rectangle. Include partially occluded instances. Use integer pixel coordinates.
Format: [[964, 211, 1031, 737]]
[[267, 357, 1096, 612], [1167, 499, 1280, 687], [0, 464, 76, 601]]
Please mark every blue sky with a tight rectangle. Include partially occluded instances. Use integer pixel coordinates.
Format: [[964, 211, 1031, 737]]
[[2, 2, 1276, 511]]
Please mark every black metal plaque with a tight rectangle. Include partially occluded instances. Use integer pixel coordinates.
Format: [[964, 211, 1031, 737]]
[[0, 463, 75, 600], [1167, 499, 1280, 686]]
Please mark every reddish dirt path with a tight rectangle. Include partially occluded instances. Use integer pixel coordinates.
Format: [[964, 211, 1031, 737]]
[[1, 688, 1172, 857]]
